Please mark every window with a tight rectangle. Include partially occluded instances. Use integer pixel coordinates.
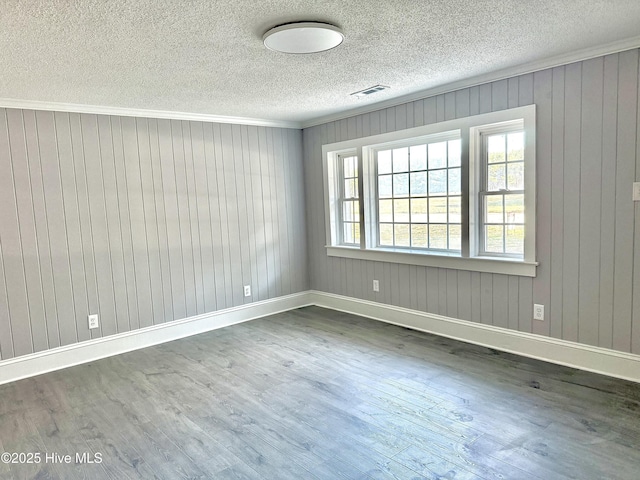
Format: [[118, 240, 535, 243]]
[[323, 105, 537, 276], [480, 127, 525, 257], [375, 135, 462, 251], [340, 154, 360, 245]]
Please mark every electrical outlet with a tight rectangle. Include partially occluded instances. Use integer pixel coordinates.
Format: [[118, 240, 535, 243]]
[[633, 182, 640, 202], [373, 279, 379, 292], [88, 314, 99, 329], [244, 285, 251, 297], [533, 304, 544, 321]]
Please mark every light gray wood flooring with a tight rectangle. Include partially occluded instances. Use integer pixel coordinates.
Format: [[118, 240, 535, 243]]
[[1, 306, 639, 479]]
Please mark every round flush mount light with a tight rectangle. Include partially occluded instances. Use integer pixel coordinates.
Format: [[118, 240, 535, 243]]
[[263, 22, 344, 54]]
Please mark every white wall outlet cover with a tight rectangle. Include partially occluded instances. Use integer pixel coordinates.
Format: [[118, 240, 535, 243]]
[[244, 285, 251, 297], [633, 182, 640, 202], [533, 304, 544, 321], [88, 314, 99, 329], [373, 280, 380, 292]]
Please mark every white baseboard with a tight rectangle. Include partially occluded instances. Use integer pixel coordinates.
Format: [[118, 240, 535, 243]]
[[0, 292, 312, 386], [309, 290, 640, 384], [3, 290, 639, 386]]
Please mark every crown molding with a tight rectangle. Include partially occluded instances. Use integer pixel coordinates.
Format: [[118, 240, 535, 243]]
[[300, 35, 640, 129], [0, 98, 302, 129], [2, 36, 639, 131]]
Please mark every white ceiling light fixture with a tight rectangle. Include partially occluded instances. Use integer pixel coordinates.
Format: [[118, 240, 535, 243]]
[[263, 22, 344, 54]]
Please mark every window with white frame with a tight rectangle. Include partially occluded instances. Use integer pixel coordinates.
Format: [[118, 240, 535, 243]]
[[375, 134, 462, 251], [479, 125, 525, 256], [323, 105, 537, 277], [339, 154, 360, 245]]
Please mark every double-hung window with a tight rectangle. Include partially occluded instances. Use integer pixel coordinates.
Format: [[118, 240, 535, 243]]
[[339, 154, 360, 245], [478, 125, 525, 257], [323, 105, 537, 276]]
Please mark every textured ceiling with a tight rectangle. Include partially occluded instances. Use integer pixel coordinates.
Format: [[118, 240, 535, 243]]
[[1, 0, 640, 125]]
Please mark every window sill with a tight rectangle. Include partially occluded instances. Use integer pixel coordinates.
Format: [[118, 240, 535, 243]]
[[326, 245, 537, 277]]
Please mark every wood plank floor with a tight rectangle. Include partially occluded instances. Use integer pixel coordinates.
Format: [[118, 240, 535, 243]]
[[1, 306, 640, 479]]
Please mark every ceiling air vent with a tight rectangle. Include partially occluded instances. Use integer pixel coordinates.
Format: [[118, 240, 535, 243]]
[[351, 84, 390, 98]]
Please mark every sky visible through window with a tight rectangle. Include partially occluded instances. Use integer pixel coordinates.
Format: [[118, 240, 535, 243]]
[[483, 131, 525, 255], [377, 139, 461, 250], [342, 155, 360, 245]]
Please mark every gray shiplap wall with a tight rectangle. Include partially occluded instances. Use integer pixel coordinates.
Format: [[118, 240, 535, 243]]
[[303, 49, 640, 355], [0, 110, 307, 360]]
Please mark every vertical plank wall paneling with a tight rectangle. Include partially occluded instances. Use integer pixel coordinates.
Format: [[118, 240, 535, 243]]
[[0, 111, 307, 360], [303, 49, 640, 355]]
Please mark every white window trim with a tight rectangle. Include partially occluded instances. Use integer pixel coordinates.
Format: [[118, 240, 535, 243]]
[[322, 105, 537, 277]]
